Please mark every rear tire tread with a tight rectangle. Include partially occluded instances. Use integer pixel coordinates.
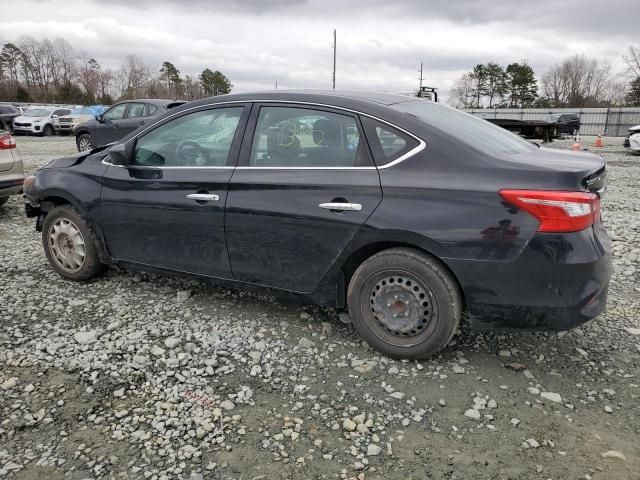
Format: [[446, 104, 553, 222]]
[[347, 248, 462, 359]]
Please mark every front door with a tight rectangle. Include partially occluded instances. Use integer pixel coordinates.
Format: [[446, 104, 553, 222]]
[[100, 105, 249, 278], [225, 104, 382, 293], [93, 103, 129, 146]]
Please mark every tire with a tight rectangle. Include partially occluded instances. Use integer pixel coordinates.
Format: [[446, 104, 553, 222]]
[[76, 133, 93, 152], [42, 205, 106, 281], [347, 248, 462, 359], [0, 196, 9, 206], [42, 124, 54, 136]]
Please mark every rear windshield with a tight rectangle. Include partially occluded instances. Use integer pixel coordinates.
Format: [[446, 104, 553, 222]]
[[392, 101, 536, 156]]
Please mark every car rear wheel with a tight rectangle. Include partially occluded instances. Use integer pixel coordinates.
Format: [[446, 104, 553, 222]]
[[347, 248, 462, 359], [42, 205, 106, 281], [76, 133, 93, 152], [42, 124, 54, 136]]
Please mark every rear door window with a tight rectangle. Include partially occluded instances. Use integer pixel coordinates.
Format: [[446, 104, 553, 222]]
[[126, 103, 146, 119], [249, 106, 370, 167]]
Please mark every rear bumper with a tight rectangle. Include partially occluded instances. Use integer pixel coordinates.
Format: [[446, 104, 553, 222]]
[[447, 226, 612, 330], [0, 177, 24, 197]]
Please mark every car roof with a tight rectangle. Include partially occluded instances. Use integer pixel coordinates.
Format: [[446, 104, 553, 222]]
[[118, 99, 179, 106], [184, 90, 416, 110]]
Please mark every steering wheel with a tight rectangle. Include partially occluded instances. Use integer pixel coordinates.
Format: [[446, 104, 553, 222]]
[[176, 141, 209, 166]]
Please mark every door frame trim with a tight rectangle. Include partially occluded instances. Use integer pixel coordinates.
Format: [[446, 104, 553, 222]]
[[101, 100, 426, 171]]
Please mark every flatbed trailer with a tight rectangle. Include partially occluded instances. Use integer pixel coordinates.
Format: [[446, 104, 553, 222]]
[[486, 118, 556, 143]]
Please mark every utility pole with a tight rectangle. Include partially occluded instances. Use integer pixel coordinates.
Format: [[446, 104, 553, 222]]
[[332, 29, 337, 90], [418, 62, 424, 92], [275, 80, 278, 90]]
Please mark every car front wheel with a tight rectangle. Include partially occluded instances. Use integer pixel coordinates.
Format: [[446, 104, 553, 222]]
[[42, 124, 54, 136], [76, 133, 94, 152], [42, 205, 106, 281], [347, 248, 462, 359]]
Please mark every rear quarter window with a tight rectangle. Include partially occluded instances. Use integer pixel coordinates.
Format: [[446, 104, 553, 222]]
[[361, 117, 419, 166]]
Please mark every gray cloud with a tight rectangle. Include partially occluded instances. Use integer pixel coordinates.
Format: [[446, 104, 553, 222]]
[[3, 0, 636, 101]]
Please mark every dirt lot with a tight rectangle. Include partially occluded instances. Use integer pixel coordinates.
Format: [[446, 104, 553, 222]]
[[1, 136, 639, 480]]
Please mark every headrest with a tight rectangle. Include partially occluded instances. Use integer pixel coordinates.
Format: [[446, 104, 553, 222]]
[[313, 119, 340, 146]]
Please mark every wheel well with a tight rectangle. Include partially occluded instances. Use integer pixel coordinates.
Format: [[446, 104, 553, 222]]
[[339, 241, 467, 311], [40, 196, 72, 212]]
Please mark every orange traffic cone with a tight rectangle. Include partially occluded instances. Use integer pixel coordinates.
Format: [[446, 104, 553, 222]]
[[594, 134, 604, 148], [572, 134, 581, 151]]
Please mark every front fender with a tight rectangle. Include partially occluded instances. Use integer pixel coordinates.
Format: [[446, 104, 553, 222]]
[[27, 163, 114, 265]]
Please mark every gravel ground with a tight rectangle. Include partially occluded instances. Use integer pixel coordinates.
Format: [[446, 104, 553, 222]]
[[1, 135, 639, 480]]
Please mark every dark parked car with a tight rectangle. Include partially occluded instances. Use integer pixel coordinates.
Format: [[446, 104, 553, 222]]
[[0, 104, 22, 131], [23, 91, 611, 359], [74, 99, 185, 152], [546, 113, 581, 137]]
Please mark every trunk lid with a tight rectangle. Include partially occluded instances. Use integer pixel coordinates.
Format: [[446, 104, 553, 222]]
[[498, 147, 606, 193]]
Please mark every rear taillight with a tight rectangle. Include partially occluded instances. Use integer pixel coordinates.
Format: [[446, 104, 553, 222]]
[[499, 189, 600, 233], [0, 133, 16, 149]]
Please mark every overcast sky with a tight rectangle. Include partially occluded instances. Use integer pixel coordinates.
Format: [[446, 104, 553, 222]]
[[2, 0, 636, 101]]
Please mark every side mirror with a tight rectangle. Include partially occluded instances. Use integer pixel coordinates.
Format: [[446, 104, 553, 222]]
[[52, 114, 58, 119], [107, 143, 129, 166], [96, 114, 104, 123]]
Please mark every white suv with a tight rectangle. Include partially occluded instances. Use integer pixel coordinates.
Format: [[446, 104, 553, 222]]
[[12, 107, 72, 136]]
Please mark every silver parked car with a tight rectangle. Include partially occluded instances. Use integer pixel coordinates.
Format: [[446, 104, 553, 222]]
[[0, 119, 24, 206]]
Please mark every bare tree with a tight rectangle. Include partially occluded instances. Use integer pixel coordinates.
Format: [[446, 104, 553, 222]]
[[118, 55, 152, 99], [623, 46, 640, 78], [448, 73, 475, 108], [77, 57, 102, 102], [1, 35, 233, 104], [541, 54, 614, 107]]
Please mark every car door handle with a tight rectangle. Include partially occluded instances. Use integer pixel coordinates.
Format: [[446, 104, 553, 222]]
[[319, 202, 362, 211], [186, 193, 220, 202]]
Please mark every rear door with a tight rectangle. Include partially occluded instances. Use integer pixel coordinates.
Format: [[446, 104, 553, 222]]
[[119, 102, 149, 136], [100, 104, 250, 278], [225, 103, 382, 293]]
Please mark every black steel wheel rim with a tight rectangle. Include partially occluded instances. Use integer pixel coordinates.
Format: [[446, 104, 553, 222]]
[[360, 269, 439, 347]]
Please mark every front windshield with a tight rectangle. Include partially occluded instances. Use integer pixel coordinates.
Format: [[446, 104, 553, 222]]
[[393, 101, 536, 156], [24, 108, 53, 117]]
